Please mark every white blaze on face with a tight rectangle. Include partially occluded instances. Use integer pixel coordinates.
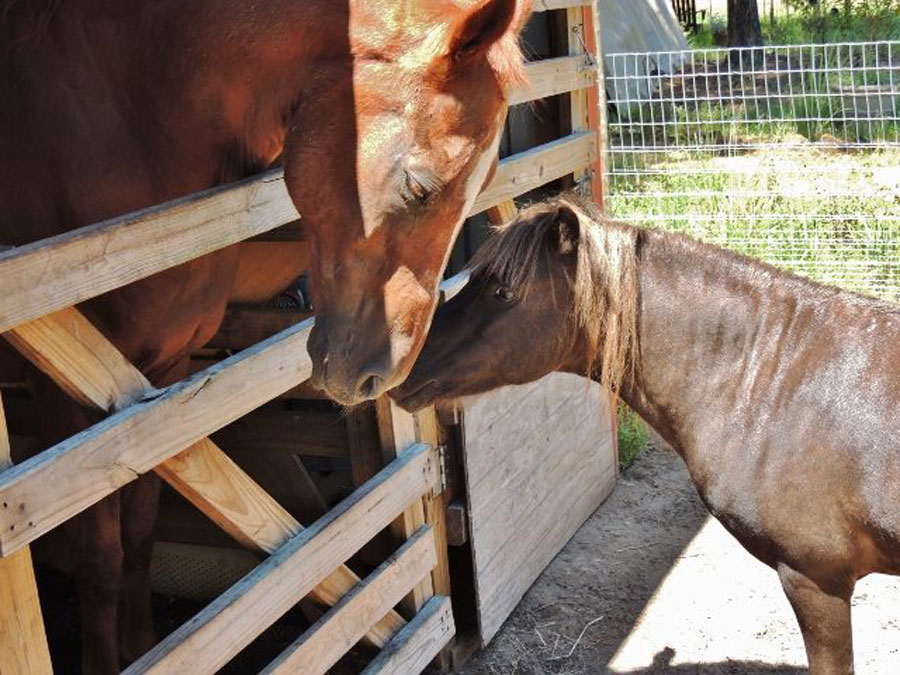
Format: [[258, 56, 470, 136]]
[[386, 118, 505, 372], [450, 117, 505, 261]]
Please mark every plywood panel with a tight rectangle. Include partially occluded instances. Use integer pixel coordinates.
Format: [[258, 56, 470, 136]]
[[461, 372, 616, 643]]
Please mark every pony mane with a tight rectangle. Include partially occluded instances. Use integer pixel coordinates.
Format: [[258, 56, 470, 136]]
[[470, 195, 639, 393]]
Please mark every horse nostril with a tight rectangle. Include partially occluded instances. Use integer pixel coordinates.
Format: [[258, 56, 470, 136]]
[[357, 374, 383, 400]]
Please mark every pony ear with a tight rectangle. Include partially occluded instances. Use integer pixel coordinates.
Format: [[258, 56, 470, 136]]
[[552, 204, 581, 255], [449, 0, 520, 61]]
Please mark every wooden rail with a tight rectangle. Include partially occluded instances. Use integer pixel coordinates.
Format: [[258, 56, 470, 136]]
[[0, 316, 313, 556], [471, 131, 597, 213], [262, 526, 438, 675], [0, 171, 295, 334], [532, 0, 592, 10], [125, 443, 442, 674], [511, 55, 597, 106], [0, 109, 597, 335]]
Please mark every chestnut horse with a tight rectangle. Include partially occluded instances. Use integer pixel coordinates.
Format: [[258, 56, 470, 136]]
[[393, 198, 900, 674], [0, 0, 530, 671]]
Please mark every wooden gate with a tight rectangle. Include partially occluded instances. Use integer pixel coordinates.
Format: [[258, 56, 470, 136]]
[[0, 1, 606, 672]]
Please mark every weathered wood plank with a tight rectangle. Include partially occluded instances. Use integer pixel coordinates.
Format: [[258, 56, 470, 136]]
[[461, 373, 616, 643], [361, 596, 455, 675], [2, 308, 404, 646], [262, 526, 438, 675], [375, 398, 433, 615], [585, 2, 611, 205], [5, 308, 149, 411], [0, 170, 296, 334], [532, 0, 592, 10], [470, 132, 596, 214], [567, 6, 593, 193], [511, 55, 597, 107], [0, 393, 53, 675], [486, 200, 518, 226], [0, 315, 314, 555], [124, 443, 441, 675]]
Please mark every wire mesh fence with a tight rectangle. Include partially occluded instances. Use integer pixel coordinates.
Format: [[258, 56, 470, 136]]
[[604, 41, 900, 302]]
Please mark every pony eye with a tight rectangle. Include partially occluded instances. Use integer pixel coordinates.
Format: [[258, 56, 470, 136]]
[[494, 285, 515, 303]]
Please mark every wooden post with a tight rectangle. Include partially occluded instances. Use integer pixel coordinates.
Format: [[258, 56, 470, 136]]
[[0, 392, 53, 675], [583, 3, 610, 207], [375, 398, 434, 615], [568, 5, 592, 194], [375, 395, 454, 670]]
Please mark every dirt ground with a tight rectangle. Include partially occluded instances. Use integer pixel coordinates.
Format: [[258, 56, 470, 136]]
[[456, 445, 900, 674]]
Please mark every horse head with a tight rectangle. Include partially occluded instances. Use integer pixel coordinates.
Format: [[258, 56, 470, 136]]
[[286, 0, 531, 404]]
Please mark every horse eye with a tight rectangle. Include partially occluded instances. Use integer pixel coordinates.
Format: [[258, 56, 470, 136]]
[[494, 285, 515, 303], [403, 171, 431, 205]]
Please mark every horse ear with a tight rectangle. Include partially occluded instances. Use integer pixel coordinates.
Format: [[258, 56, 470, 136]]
[[553, 204, 581, 256], [449, 0, 520, 61]]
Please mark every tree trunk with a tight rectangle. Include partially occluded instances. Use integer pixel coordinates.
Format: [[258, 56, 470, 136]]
[[727, 0, 763, 47]]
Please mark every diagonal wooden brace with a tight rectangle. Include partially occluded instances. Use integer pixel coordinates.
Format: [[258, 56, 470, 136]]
[[2, 307, 404, 647]]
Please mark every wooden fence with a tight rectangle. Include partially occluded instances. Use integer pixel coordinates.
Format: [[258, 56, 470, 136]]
[[0, 1, 605, 672]]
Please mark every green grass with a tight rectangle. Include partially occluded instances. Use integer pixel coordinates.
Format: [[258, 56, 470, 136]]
[[688, 6, 900, 47], [608, 47, 900, 303], [607, 145, 900, 302], [617, 404, 649, 471]]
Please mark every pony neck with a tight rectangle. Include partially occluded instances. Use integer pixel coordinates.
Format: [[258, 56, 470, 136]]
[[575, 228, 788, 452]]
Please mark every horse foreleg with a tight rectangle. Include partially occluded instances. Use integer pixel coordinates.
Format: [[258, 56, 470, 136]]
[[117, 472, 161, 664], [66, 494, 123, 675], [777, 563, 854, 675]]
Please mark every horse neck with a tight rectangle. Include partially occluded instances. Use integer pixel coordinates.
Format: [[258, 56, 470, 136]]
[[1, 0, 349, 237], [606, 229, 795, 452]]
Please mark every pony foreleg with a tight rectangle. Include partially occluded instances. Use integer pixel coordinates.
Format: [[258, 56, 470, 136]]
[[777, 563, 854, 675], [118, 473, 161, 664]]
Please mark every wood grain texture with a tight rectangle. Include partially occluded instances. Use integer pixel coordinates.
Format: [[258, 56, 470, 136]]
[[486, 200, 518, 226], [567, 6, 592, 191], [461, 373, 616, 643], [470, 132, 597, 214], [124, 444, 441, 675], [511, 55, 597, 107], [375, 398, 433, 615], [532, 0, 592, 10], [584, 3, 611, 205], [361, 596, 455, 675], [0, 170, 297, 334], [262, 526, 438, 675], [5, 308, 150, 411], [2, 309, 404, 646], [0, 316, 314, 555], [0, 393, 53, 675]]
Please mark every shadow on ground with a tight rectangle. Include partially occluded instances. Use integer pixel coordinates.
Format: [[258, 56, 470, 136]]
[[455, 448, 803, 675]]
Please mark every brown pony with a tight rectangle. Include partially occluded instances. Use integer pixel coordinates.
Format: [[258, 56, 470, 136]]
[[393, 198, 900, 675], [0, 0, 530, 671]]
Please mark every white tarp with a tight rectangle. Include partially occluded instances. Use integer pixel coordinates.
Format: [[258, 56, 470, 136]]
[[599, 0, 689, 102]]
